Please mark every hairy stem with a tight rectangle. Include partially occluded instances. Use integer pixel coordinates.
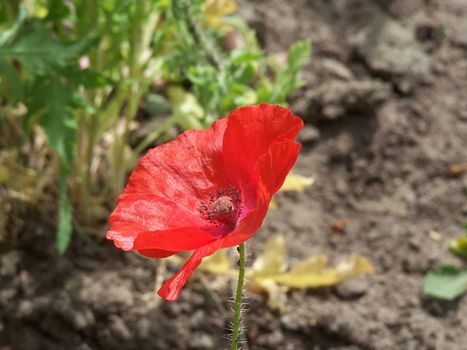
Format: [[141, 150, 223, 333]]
[[231, 242, 246, 350]]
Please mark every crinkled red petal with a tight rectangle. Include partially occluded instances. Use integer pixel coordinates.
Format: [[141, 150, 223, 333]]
[[220, 141, 301, 248], [107, 119, 228, 252], [256, 140, 302, 195], [222, 104, 303, 196], [157, 240, 224, 301]]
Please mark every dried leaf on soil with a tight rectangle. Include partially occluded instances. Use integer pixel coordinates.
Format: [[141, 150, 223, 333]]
[[251, 234, 287, 275], [195, 233, 373, 310], [250, 235, 373, 310], [270, 173, 314, 208], [266, 254, 373, 288], [199, 250, 233, 275], [279, 173, 314, 192]]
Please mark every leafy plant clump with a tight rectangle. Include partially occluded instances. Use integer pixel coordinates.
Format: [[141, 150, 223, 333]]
[[0, 0, 310, 252], [424, 224, 467, 300]]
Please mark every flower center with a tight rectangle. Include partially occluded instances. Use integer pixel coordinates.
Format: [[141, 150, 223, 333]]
[[212, 196, 235, 217], [199, 185, 243, 227]]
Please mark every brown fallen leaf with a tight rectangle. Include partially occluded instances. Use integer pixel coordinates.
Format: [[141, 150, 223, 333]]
[[331, 218, 348, 233]]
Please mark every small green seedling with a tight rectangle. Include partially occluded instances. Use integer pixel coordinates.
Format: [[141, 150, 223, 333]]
[[424, 224, 467, 300]]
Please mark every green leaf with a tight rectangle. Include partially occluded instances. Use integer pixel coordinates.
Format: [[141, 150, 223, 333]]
[[288, 39, 312, 69], [24, 76, 77, 252], [263, 39, 311, 104], [61, 66, 112, 89], [45, 0, 71, 21], [0, 25, 96, 74], [0, 58, 23, 102], [25, 76, 77, 165], [424, 265, 467, 300]]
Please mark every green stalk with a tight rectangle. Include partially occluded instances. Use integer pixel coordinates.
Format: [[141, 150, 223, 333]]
[[231, 243, 246, 350], [74, 0, 98, 224], [112, 87, 142, 195], [81, 115, 98, 223], [111, 0, 165, 196], [110, 0, 146, 195]]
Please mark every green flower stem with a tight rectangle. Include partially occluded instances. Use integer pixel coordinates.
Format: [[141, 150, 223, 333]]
[[231, 242, 246, 350]]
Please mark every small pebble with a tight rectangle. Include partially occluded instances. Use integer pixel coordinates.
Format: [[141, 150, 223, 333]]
[[335, 277, 368, 300], [297, 125, 320, 144], [189, 333, 215, 350]]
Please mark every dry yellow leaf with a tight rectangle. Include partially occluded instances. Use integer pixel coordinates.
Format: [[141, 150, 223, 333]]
[[203, 0, 237, 29], [251, 234, 287, 275], [254, 279, 288, 312], [250, 235, 370, 285], [248, 234, 288, 305], [171, 233, 373, 311], [270, 254, 374, 288], [279, 173, 314, 192], [270, 255, 340, 288], [199, 250, 234, 275], [336, 254, 374, 278], [270, 173, 314, 209]]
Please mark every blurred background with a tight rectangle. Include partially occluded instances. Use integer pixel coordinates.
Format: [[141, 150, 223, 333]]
[[1, 0, 467, 349]]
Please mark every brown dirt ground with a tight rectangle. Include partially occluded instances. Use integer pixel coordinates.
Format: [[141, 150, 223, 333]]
[[1, 0, 467, 349]]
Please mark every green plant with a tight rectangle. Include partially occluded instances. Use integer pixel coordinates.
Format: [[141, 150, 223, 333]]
[[0, 0, 310, 253], [424, 224, 467, 300]]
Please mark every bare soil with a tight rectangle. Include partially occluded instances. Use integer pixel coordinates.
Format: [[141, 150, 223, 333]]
[[1, 0, 467, 349]]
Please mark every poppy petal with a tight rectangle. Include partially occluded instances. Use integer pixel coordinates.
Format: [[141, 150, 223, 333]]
[[257, 140, 302, 194], [223, 104, 303, 189], [132, 227, 217, 251], [107, 119, 229, 252], [109, 194, 210, 234], [137, 249, 177, 258], [157, 240, 223, 301], [220, 141, 302, 248]]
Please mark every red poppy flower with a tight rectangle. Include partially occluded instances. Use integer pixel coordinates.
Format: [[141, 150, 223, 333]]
[[107, 104, 303, 300]]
